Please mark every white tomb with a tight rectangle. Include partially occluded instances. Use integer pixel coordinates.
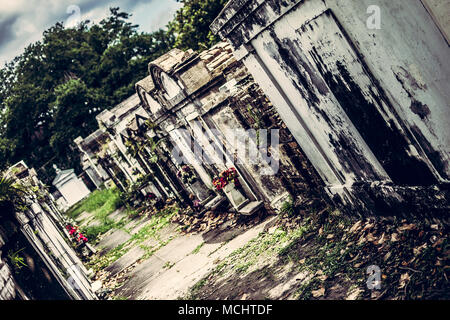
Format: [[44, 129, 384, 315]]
[[52, 165, 91, 208]]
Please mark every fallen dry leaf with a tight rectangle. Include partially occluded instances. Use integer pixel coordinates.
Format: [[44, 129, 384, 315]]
[[413, 243, 427, 256], [432, 238, 444, 248], [371, 291, 382, 299], [391, 233, 399, 242], [398, 223, 416, 232], [346, 287, 362, 300], [349, 221, 362, 234], [398, 273, 410, 289], [377, 232, 386, 245], [357, 235, 367, 245], [362, 222, 375, 232], [312, 287, 325, 298], [318, 275, 328, 281], [367, 233, 377, 242]]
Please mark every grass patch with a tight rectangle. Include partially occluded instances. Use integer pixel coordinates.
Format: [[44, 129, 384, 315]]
[[82, 219, 116, 241], [87, 205, 179, 271], [277, 225, 309, 257], [203, 224, 310, 279], [163, 261, 175, 269], [82, 216, 130, 243], [65, 187, 128, 242], [191, 242, 204, 254], [186, 278, 209, 299], [65, 187, 121, 220]]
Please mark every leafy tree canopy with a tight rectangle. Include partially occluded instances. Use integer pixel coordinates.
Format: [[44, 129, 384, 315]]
[[0, 1, 226, 184], [169, 0, 228, 51]]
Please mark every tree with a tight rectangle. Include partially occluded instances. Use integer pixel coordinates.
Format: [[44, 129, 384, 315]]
[[0, 2, 226, 184], [0, 8, 175, 183], [49, 78, 106, 171], [169, 0, 228, 51]]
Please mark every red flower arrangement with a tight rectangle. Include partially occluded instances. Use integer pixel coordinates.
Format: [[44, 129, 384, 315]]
[[77, 233, 88, 243], [66, 224, 88, 243], [212, 167, 239, 191], [66, 225, 78, 235]]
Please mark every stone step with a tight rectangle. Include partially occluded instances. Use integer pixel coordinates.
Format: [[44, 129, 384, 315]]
[[238, 201, 263, 216]]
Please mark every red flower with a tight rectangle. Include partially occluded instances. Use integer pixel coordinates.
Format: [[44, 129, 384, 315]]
[[77, 233, 88, 243], [212, 168, 239, 191]]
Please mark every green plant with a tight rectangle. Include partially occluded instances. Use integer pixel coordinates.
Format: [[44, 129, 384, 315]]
[[247, 106, 263, 146], [65, 187, 121, 219], [280, 196, 295, 216], [8, 248, 27, 270], [0, 176, 29, 212], [82, 219, 115, 241], [163, 261, 175, 269], [177, 165, 197, 184], [191, 242, 204, 254]]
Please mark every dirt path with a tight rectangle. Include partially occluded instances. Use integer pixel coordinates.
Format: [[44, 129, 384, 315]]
[[83, 206, 284, 300], [78, 205, 449, 300]]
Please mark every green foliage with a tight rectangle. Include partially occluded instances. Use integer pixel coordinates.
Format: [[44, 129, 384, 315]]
[[0, 2, 227, 180], [50, 78, 107, 165], [280, 196, 295, 216], [0, 8, 175, 181], [82, 219, 117, 241], [0, 176, 29, 212], [169, 0, 228, 51], [8, 248, 27, 271], [65, 187, 120, 219], [118, 173, 156, 211]]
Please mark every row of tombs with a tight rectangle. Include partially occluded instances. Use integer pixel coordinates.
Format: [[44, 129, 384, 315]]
[[3, 0, 449, 301], [1, 161, 97, 300], [74, 41, 326, 217], [75, 0, 450, 219]]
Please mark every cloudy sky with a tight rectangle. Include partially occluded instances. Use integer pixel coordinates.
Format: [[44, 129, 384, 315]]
[[0, 0, 183, 66]]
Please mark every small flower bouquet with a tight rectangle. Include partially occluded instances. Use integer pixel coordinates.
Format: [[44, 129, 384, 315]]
[[177, 165, 197, 184], [212, 167, 240, 191], [77, 233, 88, 243], [65, 224, 88, 243]]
